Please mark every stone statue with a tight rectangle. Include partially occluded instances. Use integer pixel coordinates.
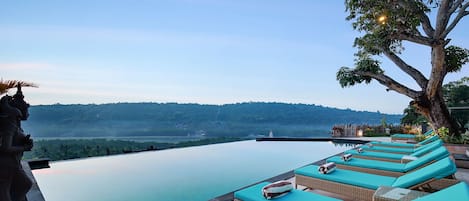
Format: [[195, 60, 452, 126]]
[[0, 85, 34, 201]]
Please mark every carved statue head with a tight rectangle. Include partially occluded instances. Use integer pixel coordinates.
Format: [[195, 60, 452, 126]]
[[0, 95, 22, 120], [11, 85, 30, 121]]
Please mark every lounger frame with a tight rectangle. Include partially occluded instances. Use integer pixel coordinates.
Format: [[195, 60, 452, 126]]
[[296, 175, 374, 201]]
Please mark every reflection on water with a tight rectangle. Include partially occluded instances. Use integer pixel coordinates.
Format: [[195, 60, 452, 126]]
[[331, 141, 362, 148], [33, 140, 351, 201]]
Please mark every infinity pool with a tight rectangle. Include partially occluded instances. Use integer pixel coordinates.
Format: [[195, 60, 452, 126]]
[[33, 140, 352, 201]]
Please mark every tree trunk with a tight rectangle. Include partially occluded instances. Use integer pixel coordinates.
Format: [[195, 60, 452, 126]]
[[413, 91, 461, 136]]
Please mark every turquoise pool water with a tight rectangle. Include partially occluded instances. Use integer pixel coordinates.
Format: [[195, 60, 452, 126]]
[[33, 140, 352, 201]]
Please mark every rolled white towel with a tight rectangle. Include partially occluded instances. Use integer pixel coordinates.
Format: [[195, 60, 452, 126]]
[[357, 148, 364, 153], [262, 180, 293, 200], [318, 162, 336, 174], [342, 153, 352, 161]]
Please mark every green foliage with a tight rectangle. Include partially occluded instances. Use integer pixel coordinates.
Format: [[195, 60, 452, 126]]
[[362, 126, 392, 137], [345, 0, 429, 54], [439, 130, 469, 145], [381, 116, 387, 128], [363, 132, 389, 137], [443, 77, 469, 130], [414, 134, 427, 142], [443, 77, 469, 106], [445, 46, 469, 73], [437, 127, 451, 142], [338, 0, 432, 88], [337, 67, 363, 87], [336, 55, 384, 88], [401, 105, 428, 125]]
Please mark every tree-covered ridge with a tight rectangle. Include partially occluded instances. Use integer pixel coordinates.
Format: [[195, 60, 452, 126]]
[[23, 102, 402, 137]]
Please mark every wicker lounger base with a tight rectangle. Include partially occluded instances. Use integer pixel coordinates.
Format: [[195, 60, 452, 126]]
[[295, 174, 375, 201], [416, 177, 460, 191], [295, 174, 459, 201]]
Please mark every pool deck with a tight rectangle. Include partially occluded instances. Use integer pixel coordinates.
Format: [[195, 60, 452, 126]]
[[210, 137, 469, 201]]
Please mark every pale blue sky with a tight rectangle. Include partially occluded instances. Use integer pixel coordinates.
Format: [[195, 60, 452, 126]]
[[1, 1, 467, 114]]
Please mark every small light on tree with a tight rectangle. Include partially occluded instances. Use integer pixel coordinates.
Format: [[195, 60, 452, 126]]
[[377, 15, 387, 25]]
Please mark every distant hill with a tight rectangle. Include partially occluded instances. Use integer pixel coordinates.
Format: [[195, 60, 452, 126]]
[[23, 102, 402, 138]]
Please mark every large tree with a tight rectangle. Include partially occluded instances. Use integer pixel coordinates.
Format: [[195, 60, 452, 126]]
[[337, 0, 469, 135]]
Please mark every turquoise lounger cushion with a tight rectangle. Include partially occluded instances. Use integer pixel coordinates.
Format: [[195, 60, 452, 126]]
[[294, 165, 396, 190], [345, 139, 443, 160], [414, 182, 469, 201], [346, 140, 442, 161], [410, 140, 443, 157], [418, 134, 438, 144], [234, 182, 342, 201], [392, 158, 456, 188], [344, 149, 405, 160], [391, 130, 433, 138], [361, 145, 415, 154], [370, 141, 416, 147], [362, 139, 442, 154], [391, 134, 417, 138], [330, 146, 449, 173], [326, 156, 406, 172], [371, 135, 439, 148], [404, 146, 449, 171]]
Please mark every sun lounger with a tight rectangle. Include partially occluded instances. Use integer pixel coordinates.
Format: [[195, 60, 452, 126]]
[[345, 139, 443, 163], [413, 182, 469, 201], [360, 139, 442, 155], [294, 158, 458, 201], [234, 181, 342, 201], [370, 135, 439, 148], [326, 146, 449, 177], [391, 130, 433, 141]]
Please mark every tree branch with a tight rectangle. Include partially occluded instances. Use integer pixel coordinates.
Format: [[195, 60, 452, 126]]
[[382, 50, 429, 89], [449, 0, 464, 14], [434, 0, 452, 38], [354, 70, 421, 99], [394, 32, 433, 46], [442, 2, 469, 38], [420, 13, 435, 37]]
